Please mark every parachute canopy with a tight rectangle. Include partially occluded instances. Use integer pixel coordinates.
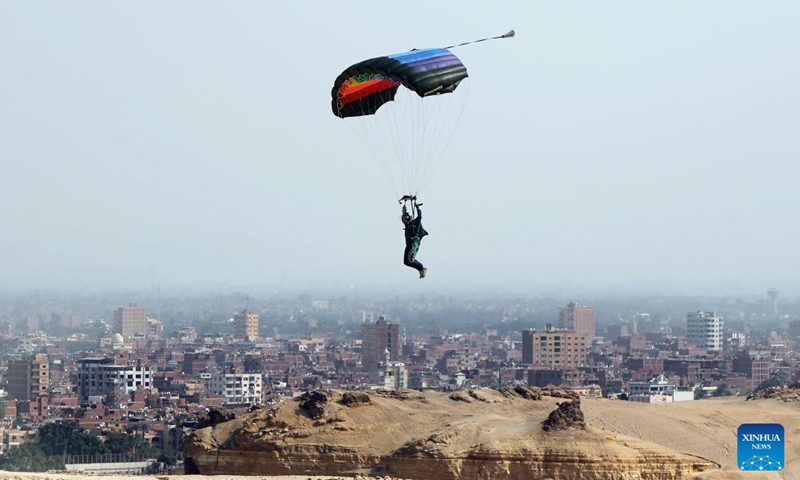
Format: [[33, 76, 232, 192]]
[[331, 48, 469, 118]]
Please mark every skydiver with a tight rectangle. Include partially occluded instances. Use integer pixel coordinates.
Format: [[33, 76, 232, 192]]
[[400, 196, 428, 279]]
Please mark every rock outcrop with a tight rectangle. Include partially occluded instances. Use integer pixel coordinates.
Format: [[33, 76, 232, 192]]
[[299, 390, 330, 420], [542, 399, 586, 431], [195, 406, 236, 429], [746, 381, 800, 403], [183, 388, 718, 480], [340, 391, 372, 406]]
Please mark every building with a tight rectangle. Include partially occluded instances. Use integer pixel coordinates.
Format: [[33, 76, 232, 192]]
[[147, 318, 164, 340], [522, 325, 588, 369], [605, 323, 630, 341], [51, 313, 82, 328], [234, 309, 259, 341], [362, 316, 400, 369], [627, 374, 694, 403], [379, 349, 408, 389], [527, 368, 565, 388], [208, 372, 262, 405], [732, 351, 771, 393], [627, 374, 677, 395], [559, 302, 596, 339], [114, 303, 148, 339], [76, 357, 153, 402], [6, 354, 49, 401], [686, 311, 723, 351], [2, 428, 36, 454]]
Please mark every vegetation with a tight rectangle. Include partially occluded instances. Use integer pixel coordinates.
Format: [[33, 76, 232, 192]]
[[0, 421, 168, 472], [0, 444, 64, 472], [36, 421, 107, 456], [157, 451, 177, 466], [694, 385, 705, 400], [711, 383, 733, 397]]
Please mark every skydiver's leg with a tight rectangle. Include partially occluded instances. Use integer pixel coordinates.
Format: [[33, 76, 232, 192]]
[[404, 241, 423, 271]]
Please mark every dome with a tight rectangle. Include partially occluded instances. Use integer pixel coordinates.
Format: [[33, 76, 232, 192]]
[[112, 333, 124, 345]]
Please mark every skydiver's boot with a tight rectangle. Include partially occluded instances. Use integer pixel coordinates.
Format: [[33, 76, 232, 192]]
[[419, 268, 427, 279]]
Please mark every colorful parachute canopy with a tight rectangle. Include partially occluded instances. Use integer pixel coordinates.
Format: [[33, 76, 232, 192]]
[[331, 48, 469, 118]]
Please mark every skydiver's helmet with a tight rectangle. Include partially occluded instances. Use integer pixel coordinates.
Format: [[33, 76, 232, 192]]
[[401, 212, 412, 225]]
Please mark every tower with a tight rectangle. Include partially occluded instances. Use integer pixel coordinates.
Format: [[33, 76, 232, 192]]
[[767, 288, 779, 315]]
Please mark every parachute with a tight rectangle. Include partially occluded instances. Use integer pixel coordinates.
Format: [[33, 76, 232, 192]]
[[331, 48, 469, 119], [330, 48, 471, 198], [331, 31, 514, 199]]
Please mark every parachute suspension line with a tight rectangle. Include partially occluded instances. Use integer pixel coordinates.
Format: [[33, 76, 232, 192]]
[[445, 29, 515, 49], [416, 83, 471, 195], [388, 91, 414, 196], [384, 89, 420, 199], [409, 92, 427, 196], [399, 84, 458, 198], [384, 91, 410, 199], [342, 98, 402, 200], [413, 92, 443, 195], [401, 88, 441, 199]]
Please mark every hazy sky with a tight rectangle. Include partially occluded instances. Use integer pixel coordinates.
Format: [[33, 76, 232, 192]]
[[1, 2, 798, 295]]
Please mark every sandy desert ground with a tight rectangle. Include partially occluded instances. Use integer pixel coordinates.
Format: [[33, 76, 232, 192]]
[[581, 396, 800, 480], [1, 394, 798, 480], [0, 475, 365, 480]]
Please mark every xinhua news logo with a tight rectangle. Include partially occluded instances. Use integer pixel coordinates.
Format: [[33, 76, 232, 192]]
[[738, 423, 784, 471]]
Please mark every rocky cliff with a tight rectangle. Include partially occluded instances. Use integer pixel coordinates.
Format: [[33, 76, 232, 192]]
[[746, 381, 800, 403], [183, 388, 718, 480]]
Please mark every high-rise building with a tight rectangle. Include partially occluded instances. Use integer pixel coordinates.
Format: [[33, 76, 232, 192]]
[[114, 303, 148, 339], [234, 309, 259, 341], [686, 311, 723, 351], [6, 354, 49, 401], [558, 302, 596, 339], [76, 357, 153, 402], [522, 325, 588, 369], [362, 316, 400, 373]]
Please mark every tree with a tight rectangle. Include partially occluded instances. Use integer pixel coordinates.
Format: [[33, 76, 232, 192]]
[[602, 382, 622, 397], [0, 444, 64, 472], [694, 385, 706, 400], [104, 431, 137, 456], [157, 451, 177, 466], [37, 421, 109, 457], [124, 423, 159, 458], [711, 383, 733, 397]]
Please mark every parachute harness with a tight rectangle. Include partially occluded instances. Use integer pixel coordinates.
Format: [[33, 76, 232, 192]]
[[400, 195, 420, 222]]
